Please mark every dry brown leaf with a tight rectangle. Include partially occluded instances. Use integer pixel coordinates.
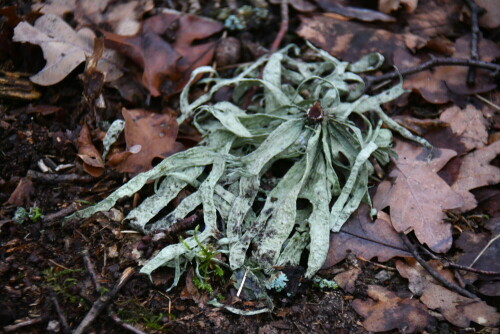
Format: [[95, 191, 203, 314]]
[[405, 0, 461, 38], [315, 1, 396, 22], [297, 15, 408, 64], [104, 10, 223, 97], [77, 124, 104, 177], [110, 108, 184, 175], [269, 0, 316, 12], [475, 0, 500, 29], [396, 260, 500, 327], [451, 141, 500, 212], [13, 14, 123, 85], [323, 204, 412, 268], [6, 178, 33, 206], [379, 0, 418, 14], [352, 285, 435, 333], [394, 35, 500, 104], [373, 140, 464, 253], [334, 268, 360, 294], [439, 105, 488, 152]]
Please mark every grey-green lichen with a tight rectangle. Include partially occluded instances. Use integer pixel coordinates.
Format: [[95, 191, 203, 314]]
[[68, 43, 429, 294]]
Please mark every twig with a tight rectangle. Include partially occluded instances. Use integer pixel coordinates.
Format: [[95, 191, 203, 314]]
[[463, 0, 485, 85], [27, 170, 94, 183], [365, 57, 500, 92], [73, 267, 135, 334], [236, 267, 249, 297], [418, 243, 500, 276], [48, 259, 72, 270], [109, 312, 148, 334], [82, 249, 101, 290], [468, 234, 500, 269], [474, 93, 500, 111], [270, 0, 289, 53], [42, 203, 80, 223], [49, 292, 69, 333], [3, 317, 46, 332], [399, 233, 479, 300]]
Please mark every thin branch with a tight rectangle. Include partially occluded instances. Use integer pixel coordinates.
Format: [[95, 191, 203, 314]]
[[399, 233, 479, 300], [463, 0, 485, 85], [73, 267, 135, 334], [42, 203, 81, 223], [82, 249, 101, 290], [27, 170, 94, 183], [3, 317, 46, 332], [365, 57, 500, 92], [418, 243, 500, 276], [270, 0, 289, 53], [109, 312, 148, 334], [49, 292, 70, 334]]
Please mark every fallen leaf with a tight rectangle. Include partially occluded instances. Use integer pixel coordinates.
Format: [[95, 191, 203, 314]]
[[373, 140, 464, 253], [439, 105, 488, 152], [334, 268, 360, 293], [394, 35, 500, 104], [110, 108, 184, 174], [405, 0, 462, 38], [13, 14, 123, 85], [352, 285, 435, 333], [475, 0, 500, 29], [77, 124, 104, 177], [451, 141, 500, 212], [269, 0, 316, 12], [396, 260, 500, 327], [379, 0, 418, 13], [297, 15, 407, 64], [6, 178, 33, 206], [455, 220, 500, 273], [104, 9, 223, 96], [323, 204, 412, 268], [33, 0, 153, 35]]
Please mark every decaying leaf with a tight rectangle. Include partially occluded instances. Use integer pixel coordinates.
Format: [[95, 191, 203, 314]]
[[373, 140, 464, 253], [378, 0, 418, 14], [104, 9, 224, 96], [13, 14, 123, 85], [352, 285, 435, 333], [334, 268, 360, 294], [396, 260, 500, 327], [6, 177, 33, 206], [405, 0, 461, 38], [394, 35, 500, 104], [451, 141, 500, 212], [323, 204, 412, 268], [77, 124, 104, 177], [69, 44, 429, 296], [108, 108, 184, 175], [439, 105, 488, 152], [475, 0, 500, 29]]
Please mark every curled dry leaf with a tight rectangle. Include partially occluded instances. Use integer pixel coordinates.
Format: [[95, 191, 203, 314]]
[[323, 204, 412, 268], [77, 124, 104, 177], [394, 35, 500, 104], [333, 268, 360, 294], [297, 15, 407, 64], [439, 105, 488, 152], [6, 177, 33, 206], [108, 108, 184, 175], [13, 14, 123, 85], [396, 260, 500, 327], [104, 9, 223, 96], [373, 140, 464, 253], [352, 285, 435, 333], [451, 141, 500, 212]]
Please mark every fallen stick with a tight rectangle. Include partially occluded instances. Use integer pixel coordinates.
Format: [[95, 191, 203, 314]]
[[82, 249, 101, 291], [73, 267, 135, 334]]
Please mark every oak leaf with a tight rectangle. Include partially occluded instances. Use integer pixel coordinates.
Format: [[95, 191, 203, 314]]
[[352, 285, 435, 333], [373, 140, 464, 253], [108, 108, 184, 175], [396, 260, 500, 327], [439, 105, 488, 152], [77, 124, 105, 177], [451, 141, 500, 212], [323, 204, 412, 268], [13, 14, 123, 85], [103, 9, 223, 96]]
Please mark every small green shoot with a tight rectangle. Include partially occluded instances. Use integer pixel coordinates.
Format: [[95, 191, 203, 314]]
[[13, 206, 43, 223], [43, 267, 88, 306]]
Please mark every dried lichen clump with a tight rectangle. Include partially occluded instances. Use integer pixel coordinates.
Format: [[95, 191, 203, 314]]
[[69, 43, 428, 288]]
